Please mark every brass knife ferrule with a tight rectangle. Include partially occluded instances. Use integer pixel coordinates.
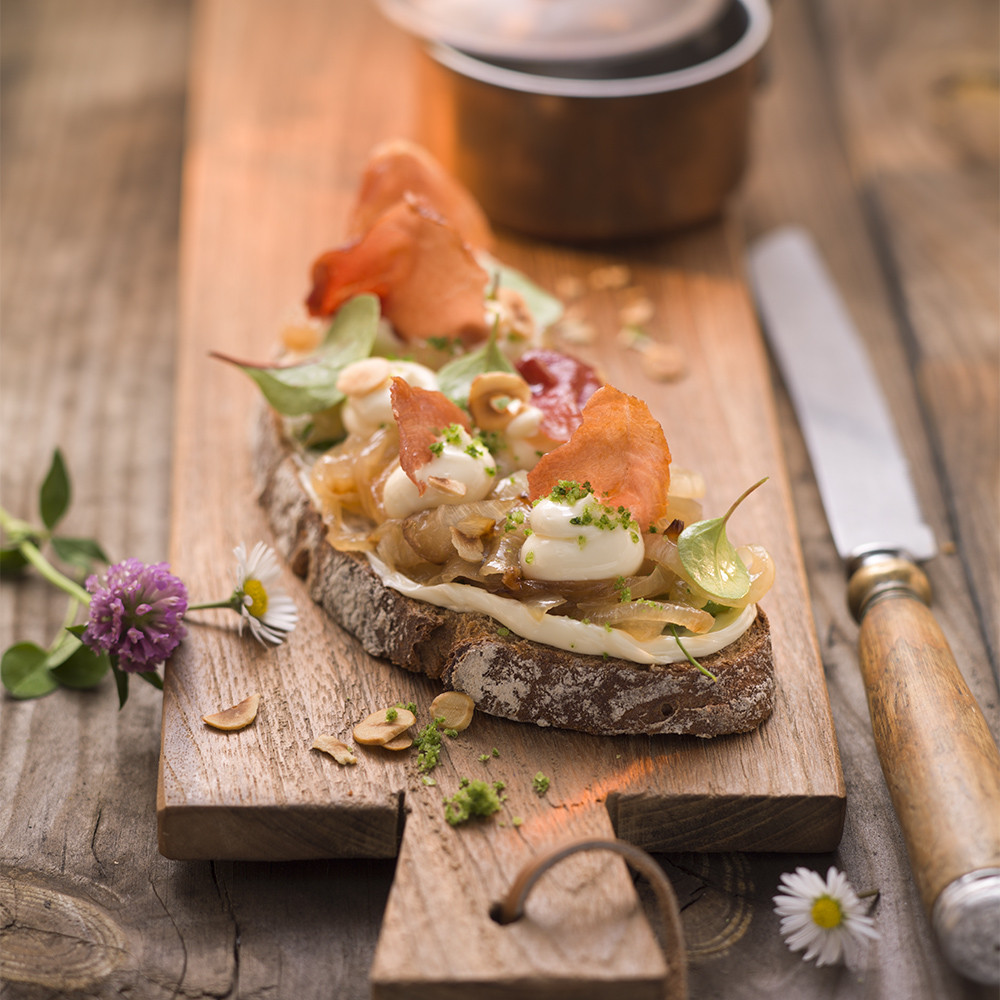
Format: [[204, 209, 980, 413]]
[[846, 552, 932, 623]]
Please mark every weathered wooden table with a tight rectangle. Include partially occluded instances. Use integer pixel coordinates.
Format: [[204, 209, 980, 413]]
[[2, 0, 997, 997]]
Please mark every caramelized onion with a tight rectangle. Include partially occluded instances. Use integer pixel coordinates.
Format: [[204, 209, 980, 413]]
[[403, 497, 525, 565], [583, 599, 714, 638]]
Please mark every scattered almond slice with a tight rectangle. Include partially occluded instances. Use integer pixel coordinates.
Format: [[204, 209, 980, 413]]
[[430, 691, 476, 732], [311, 735, 358, 765], [353, 706, 416, 746], [553, 316, 597, 346], [639, 341, 686, 382], [588, 264, 631, 290], [619, 296, 654, 327], [554, 274, 586, 302], [382, 733, 414, 751], [202, 693, 260, 732]]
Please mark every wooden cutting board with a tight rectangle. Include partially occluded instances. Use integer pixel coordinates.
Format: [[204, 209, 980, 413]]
[[157, 0, 844, 994]]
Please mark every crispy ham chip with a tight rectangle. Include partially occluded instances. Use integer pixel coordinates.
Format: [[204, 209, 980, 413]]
[[307, 194, 490, 345], [347, 139, 494, 251], [527, 385, 672, 530], [390, 377, 471, 493], [516, 349, 602, 442]]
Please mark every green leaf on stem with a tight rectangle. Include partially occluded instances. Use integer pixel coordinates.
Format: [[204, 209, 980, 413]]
[[51, 536, 110, 573], [677, 478, 768, 601], [39, 449, 71, 531], [436, 328, 514, 408], [1, 642, 58, 698], [50, 643, 110, 689], [136, 670, 164, 691], [211, 293, 380, 416], [109, 659, 129, 710], [0, 546, 30, 575]]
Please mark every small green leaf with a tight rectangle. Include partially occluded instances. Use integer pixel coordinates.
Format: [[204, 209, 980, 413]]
[[50, 643, 110, 689], [0, 546, 29, 575], [212, 293, 380, 416], [109, 659, 130, 709], [39, 449, 71, 531], [51, 536, 110, 573], [436, 328, 514, 408], [481, 255, 564, 332], [1, 642, 58, 699], [678, 479, 768, 601], [136, 670, 164, 691]]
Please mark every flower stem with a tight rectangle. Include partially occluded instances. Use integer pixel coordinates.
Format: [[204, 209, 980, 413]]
[[187, 597, 240, 612], [15, 535, 91, 605]]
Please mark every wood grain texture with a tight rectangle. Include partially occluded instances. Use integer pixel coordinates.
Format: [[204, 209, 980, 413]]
[[2, 0, 997, 996], [160, 0, 844, 866], [859, 594, 1000, 911], [157, 0, 846, 992]]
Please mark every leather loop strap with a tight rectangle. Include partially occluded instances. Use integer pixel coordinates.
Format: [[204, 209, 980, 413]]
[[491, 838, 688, 1000]]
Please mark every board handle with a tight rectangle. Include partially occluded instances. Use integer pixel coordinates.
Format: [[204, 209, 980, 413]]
[[849, 556, 1000, 984], [492, 838, 688, 1000]]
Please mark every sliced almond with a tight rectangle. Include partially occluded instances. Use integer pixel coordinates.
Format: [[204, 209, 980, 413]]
[[427, 476, 466, 497], [639, 341, 686, 382], [352, 706, 416, 746], [450, 525, 485, 562], [311, 734, 358, 765], [202, 693, 260, 732], [619, 296, 654, 327], [336, 356, 391, 396], [382, 733, 414, 751], [430, 691, 475, 732], [588, 264, 631, 290]]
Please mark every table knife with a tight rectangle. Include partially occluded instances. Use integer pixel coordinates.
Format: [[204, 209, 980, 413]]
[[747, 226, 1000, 984]]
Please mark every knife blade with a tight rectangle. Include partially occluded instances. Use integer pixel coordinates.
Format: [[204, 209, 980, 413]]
[[748, 226, 1000, 985]]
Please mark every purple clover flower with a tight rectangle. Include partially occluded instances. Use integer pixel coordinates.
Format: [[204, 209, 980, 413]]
[[83, 559, 188, 672]]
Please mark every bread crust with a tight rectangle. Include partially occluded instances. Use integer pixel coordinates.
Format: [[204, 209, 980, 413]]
[[254, 408, 775, 736]]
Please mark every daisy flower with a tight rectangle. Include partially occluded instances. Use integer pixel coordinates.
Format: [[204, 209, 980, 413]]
[[773, 866, 879, 966], [230, 541, 298, 645]]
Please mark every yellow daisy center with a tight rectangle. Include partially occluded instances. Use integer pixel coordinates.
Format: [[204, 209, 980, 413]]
[[811, 896, 843, 929], [243, 578, 269, 618]]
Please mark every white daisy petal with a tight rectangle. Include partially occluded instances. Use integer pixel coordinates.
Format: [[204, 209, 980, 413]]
[[773, 865, 879, 967], [231, 541, 299, 646]]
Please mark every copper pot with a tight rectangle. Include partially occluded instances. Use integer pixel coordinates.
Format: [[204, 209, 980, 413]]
[[412, 0, 771, 241]]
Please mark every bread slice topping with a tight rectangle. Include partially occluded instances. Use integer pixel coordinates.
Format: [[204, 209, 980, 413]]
[[226, 139, 778, 736]]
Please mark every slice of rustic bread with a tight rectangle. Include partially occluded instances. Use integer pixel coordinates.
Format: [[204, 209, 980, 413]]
[[254, 408, 775, 737]]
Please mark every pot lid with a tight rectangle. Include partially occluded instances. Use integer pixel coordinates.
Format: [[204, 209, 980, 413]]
[[375, 0, 730, 63]]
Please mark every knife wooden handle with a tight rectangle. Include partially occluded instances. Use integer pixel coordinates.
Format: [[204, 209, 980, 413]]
[[850, 558, 1000, 920]]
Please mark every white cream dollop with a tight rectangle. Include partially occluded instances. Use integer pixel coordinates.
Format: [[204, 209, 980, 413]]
[[337, 358, 438, 437], [382, 427, 497, 520], [520, 494, 644, 582]]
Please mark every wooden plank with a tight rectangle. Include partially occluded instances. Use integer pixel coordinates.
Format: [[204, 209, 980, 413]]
[[161, 0, 842, 842], [159, 0, 844, 992]]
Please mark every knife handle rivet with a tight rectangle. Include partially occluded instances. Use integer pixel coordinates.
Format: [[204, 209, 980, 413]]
[[847, 555, 932, 622]]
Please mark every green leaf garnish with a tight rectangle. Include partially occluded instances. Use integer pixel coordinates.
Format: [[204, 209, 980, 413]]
[[212, 293, 380, 416], [1, 642, 58, 699], [436, 326, 514, 408], [677, 478, 768, 601], [39, 449, 70, 531]]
